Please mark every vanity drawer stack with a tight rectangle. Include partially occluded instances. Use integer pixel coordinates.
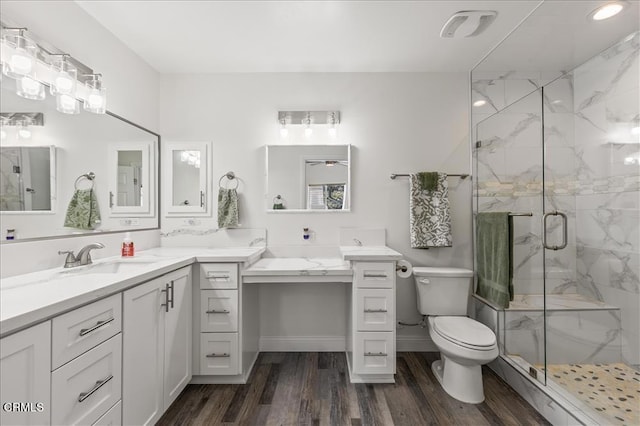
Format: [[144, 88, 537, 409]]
[[51, 294, 123, 425], [199, 263, 240, 375], [352, 262, 396, 375]]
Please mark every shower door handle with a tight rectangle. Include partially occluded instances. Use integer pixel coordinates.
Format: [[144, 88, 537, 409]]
[[542, 211, 568, 250]]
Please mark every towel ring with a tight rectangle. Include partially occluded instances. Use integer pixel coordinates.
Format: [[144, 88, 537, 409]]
[[74, 172, 96, 190], [218, 171, 239, 189]]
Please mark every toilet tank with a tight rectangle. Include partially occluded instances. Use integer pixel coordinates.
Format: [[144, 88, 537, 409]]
[[413, 267, 474, 316]]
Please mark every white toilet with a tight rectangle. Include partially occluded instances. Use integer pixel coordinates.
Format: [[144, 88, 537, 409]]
[[413, 266, 498, 404]]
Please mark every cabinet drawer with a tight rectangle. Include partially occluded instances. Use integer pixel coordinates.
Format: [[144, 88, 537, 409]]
[[53, 294, 122, 369], [52, 334, 122, 426], [354, 262, 395, 288], [200, 263, 238, 289], [356, 288, 394, 331], [353, 332, 395, 375], [200, 333, 239, 375], [200, 290, 238, 332], [93, 401, 121, 426]]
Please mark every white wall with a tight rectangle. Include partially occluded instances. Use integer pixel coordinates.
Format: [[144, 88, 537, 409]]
[[0, 1, 161, 277], [160, 72, 471, 347]]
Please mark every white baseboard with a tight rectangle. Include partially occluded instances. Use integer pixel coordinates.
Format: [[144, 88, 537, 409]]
[[396, 335, 437, 352], [259, 336, 346, 352]]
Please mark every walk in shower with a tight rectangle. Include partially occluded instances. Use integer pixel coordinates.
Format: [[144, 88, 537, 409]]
[[471, 2, 639, 425]]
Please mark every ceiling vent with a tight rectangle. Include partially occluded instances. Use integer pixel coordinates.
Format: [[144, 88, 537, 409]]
[[440, 10, 497, 38]]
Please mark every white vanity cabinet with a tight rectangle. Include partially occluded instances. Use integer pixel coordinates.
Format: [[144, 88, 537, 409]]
[[349, 261, 396, 380], [122, 266, 192, 426], [0, 322, 51, 426]]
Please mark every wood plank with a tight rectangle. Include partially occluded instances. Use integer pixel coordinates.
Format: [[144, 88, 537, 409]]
[[157, 352, 551, 426]]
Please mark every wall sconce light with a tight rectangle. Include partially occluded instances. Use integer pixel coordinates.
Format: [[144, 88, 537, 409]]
[[0, 22, 107, 115], [277, 110, 341, 141]]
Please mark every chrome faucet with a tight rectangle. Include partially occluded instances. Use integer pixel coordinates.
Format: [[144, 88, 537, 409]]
[[58, 243, 105, 268]]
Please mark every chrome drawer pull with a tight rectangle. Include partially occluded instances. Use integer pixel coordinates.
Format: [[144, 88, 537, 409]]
[[79, 318, 115, 336], [364, 352, 388, 357], [160, 283, 170, 312], [363, 273, 388, 278], [207, 273, 230, 279], [206, 309, 230, 314], [364, 309, 388, 313], [78, 374, 113, 402], [206, 353, 230, 358]]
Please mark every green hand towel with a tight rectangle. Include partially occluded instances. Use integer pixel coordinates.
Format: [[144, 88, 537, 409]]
[[218, 188, 239, 228], [64, 189, 101, 230], [476, 212, 514, 308], [417, 172, 439, 192]]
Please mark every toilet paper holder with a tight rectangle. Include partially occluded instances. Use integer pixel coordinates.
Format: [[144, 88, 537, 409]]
[[396, 264, 408, 273]]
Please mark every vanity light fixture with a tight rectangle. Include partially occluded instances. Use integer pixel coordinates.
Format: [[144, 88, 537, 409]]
[[83, 74, 106, 114], [589, 1, 628, 20], [16, 76, 46, 100], [303, 112, 313, 138], [0, 21, 108, 115], [1, 28, 37, 79]]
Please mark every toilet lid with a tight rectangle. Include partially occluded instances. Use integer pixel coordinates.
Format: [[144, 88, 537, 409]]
[[432, 316, 496, 349]]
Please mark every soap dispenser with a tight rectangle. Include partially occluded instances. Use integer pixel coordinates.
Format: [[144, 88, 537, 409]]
[[122, 232, 135, 257]]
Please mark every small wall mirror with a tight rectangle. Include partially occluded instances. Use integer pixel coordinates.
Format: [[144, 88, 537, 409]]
[[164, 141, 211, 216], [0, 146, 56, 212], [266, 144, 351, 212], [108, 142, 155, 216]]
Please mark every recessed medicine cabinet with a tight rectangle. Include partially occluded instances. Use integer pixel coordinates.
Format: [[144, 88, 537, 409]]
[[266, 144, 351, 212], [107, 142, 155, 216], [164, 141, 211, 216]]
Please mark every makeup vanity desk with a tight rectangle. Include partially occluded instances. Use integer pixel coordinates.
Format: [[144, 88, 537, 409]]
[[194, 246, 402, 385]]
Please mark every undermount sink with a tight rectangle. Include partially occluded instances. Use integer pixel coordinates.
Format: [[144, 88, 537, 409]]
[[57, 257, 159, 275]]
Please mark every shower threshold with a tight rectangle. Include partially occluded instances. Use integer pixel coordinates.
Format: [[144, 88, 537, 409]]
[[506, 293, 618, 311]]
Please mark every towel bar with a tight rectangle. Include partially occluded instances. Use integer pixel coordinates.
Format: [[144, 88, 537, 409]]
[[390, 173, 470, 179]]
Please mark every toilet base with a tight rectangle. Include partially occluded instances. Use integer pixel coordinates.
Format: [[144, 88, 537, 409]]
[[431, 355, 485, 404]]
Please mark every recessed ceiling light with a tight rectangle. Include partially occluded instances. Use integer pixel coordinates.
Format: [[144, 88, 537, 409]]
[[473, 99, 487, 107], [589, 1, 627, 21]]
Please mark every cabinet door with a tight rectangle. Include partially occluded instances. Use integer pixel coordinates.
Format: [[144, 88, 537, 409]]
[[163, 267, 192, 408], [0, 322, 51, 426], [123, 278, 164, 426]]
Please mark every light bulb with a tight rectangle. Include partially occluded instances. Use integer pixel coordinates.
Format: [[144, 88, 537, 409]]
[[17, 76, 45, 100], [305, 126, 313, 138], [180, 151, 189, 162], [88, 91, 104, 108], [631, 126, 640, 136], [54, 72, 74, 93], [591, 2, 625, 20], [473, 99, 487, 107], [17, 124, 31, 140], [0, 129, 6, 140], [328, 127, 337, 139], [56, 94, 80, 114], [187, 155, 196, 165], [10, 49, 34, 75], [280, 126, 289, 138], [195, 158, 201, 169]]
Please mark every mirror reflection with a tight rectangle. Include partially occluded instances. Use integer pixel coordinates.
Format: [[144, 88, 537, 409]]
[[116, 150, 143, 207], [0, 77, 159, 242], [172, 150, 201, 207], [266, 144, 351, 211], [0, 146, 54, 211]]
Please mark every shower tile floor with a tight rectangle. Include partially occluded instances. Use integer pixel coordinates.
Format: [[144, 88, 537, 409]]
[[542, 363, 640, 425]]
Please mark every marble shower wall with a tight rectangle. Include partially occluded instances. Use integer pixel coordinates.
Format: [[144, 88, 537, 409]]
[[571, 32, 640, 366]]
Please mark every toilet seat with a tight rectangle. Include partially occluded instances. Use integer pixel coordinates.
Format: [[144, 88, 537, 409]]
[[431, 316, 496, 351]]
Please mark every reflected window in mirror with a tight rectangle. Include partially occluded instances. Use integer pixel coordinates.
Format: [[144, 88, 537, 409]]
[[266, 144, 351, 212]]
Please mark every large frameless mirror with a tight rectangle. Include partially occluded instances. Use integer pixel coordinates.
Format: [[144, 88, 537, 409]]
[[266, 144, 351, 212], [0, 77, 160, 242]]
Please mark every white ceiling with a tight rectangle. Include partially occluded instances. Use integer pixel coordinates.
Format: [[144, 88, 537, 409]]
[[75, 1, 541, 73]]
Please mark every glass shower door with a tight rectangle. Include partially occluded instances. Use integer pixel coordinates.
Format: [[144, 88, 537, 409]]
[[474, 88, 547, 384]]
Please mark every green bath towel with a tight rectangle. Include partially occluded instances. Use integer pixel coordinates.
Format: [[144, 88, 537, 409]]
[[476, 212, 513, 308], [218, 188, 239, 229], [417, 172, 439, 192], [64, 189, 101, 230]]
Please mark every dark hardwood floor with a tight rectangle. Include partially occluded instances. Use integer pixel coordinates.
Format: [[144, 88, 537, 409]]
[[158, 352, 550, 425]]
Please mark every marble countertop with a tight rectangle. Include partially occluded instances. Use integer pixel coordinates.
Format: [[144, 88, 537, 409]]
[[339, 245, 403, 261], [0, 246, 265, 338], [243, 257, 352, 276]]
